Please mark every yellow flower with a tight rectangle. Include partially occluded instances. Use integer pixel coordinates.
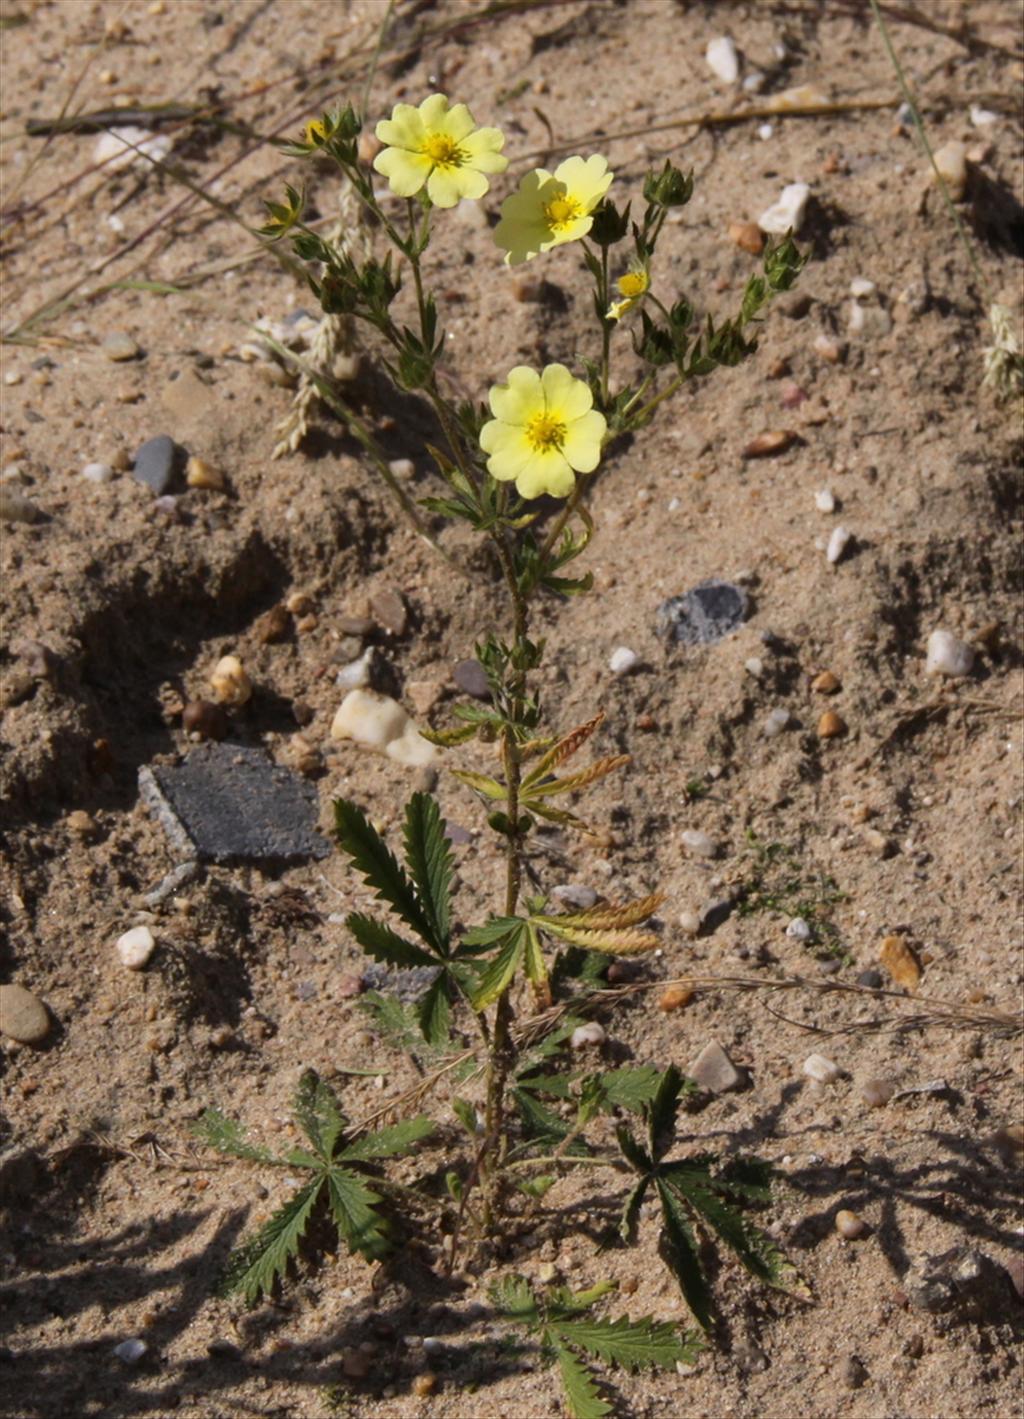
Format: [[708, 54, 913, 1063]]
[[493, 155, 613, 265], [607, 261, 650, 320], [480, 364, 606, 500], [304, 118, 327, 146], [373, 93, 507, 208]]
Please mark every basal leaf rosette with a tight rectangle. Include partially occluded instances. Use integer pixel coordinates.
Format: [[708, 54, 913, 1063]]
[[494, 155, 613, 265], [373, 93, 507, 208], [480, 364, 606, 500]]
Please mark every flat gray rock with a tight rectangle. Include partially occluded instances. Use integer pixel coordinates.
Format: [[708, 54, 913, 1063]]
[[688, 1039, 747, 1094], [656, 579, 749, 645], [0, 983, 50, 1044], [133, 434, 184, 495], [139, 743, 330, 864]]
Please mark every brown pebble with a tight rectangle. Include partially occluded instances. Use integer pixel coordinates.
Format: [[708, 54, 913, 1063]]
[[879, 934, 921, 991], [182, 699, 228, 741], [860, 1076, 894, 1108], [292, 700, 315, 727], [812, 670, 841, 694], [817, 710, 847, 738], [412, 1373, 437, 1397], [727, 220, 764, 255], [370, 588, 408, 636], [992, 1123, 1024, 1157], [66, 809, 98, 838], [766, 356, 791, 379], [337, 974, 364, 999], [620, 1275, 639, 1295], [337, 613, 375, 636], [861, 826, 893, 857], [835, 1209, 867, 1239], [635, 713, 657, 731], [743, 429, 797, 458], [659, 984, 694, 1012], [185, 456, 224, 491], [285, 591, 314, 616], [295, 613, 319, 634], [255, 605, 291, 644]]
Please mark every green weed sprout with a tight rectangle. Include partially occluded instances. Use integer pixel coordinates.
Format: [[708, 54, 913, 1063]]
[[196, 90, 808, 1397]]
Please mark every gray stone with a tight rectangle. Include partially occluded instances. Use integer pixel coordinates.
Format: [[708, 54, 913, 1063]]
[[656, 580, 749, 646], [132, 435, 184, 495], [453, 659, 490, 700], [551, 884, 599, 911], [138, 743, 330, 864], [361, 962, 439, 1004], [856, 969, 884, 989], [102, 332, 141, 362], [370, 588, 408, 636], [904, 1246, 1016, 1322], [0, 983, 50, 1043], [0, 488, 42, 524], [842, 1356, 868, 1389], [688, 1040, 746, 1094]]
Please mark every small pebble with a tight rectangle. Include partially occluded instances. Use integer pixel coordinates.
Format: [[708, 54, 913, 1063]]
[[744, 656, 763, 678], [826, 526, 852, 564], [81, 461, 114, 483], [102, 333, 140, 362], [924, 629, 974, 679], [689, 1039, 745, 1094], [817, 710, 847, 739], [678, 910, 701, 937], [570, 1022, 606, 1050], [860, 1076, 895, 1108], [681, 829, 717, 858], [931, 140, 968, 200], [133, 435, 181, 496], [335, 648, 374, 692], [369, 588, 408, 636], [743, 429, 796, 458], [659, 984, 694, 1012], [856, 969, 883, 989], [113, 1338, 148, 1364], [255, 605, 291, 644], [453, 659, 489, 699], [412, 1373, 437, 1397], [116, 925, 156, 970], [67, 809, 98, 838], [879, 934, 920, 991], [811, 670, 841, 694], [182, 699, 227, 740], [842, 1355, 868, 1390], [728, 221, 764, 255], [185, 455, 224, 491], [762, 707, 791, 738], [331, 688, 436, 768], [758, 182, 811, 235], [849, 277, 876, 298], [848, 302, 892, 339], [813, 334, 844, 364], [609, 646, 639, 675], [814, 488, 836, 513], [706, 35, 739, 83], [0, 488, 42, 524], [0, 983, 50, 1044], [551, 884, 598, 911], [786, 917, 812, 941], [210, 655, 252, 706], [803, 1052, 840, 1084]]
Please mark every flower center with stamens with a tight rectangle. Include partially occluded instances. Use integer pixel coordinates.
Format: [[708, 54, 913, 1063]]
[[543, 194, 582, 231], [618, 271, 648, 298], [421, 132, 465, 169], [525, 412, 567, 453]]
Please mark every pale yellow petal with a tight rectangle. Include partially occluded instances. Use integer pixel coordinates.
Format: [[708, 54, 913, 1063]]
[[418, 93, 451, 130], [374, 146, 431, 197], [485, 434, 535, 484], [555, 153, 613, 212], [462, 128, 508, 173], [376, 103, 425, 150], [435, 101, 476, 142], [562, 409, 607, 473], [517, 449, 575, 500], [489, 366, 543, 425], [427, 164, 486, 207], [541, 364, 592, 421]]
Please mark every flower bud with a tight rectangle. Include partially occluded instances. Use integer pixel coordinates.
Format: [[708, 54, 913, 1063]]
[[588, 199, 630, 247], [643, 161, 694, 208]]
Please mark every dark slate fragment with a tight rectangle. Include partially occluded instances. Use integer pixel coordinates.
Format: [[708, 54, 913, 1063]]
[[656, 579, 749, 646], [138, 743, 329, 863], [453, 659, 490, 700], [133, 434, 186, 495]]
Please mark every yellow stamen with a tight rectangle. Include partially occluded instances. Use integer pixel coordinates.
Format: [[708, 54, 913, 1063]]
[[618, 270, 648, 298], [544, 194, 582, 231], [525, 412, 567, 453], [421, 132, 465, 169]]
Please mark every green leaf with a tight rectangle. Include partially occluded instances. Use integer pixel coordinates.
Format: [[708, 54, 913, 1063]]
[[341, 1115, 434, 1162], [660, 1163, 800, 1294], [490, 1273, 539, 1324], [462, 915, 524, 946], [656, 1178, 712, 1331], [403, 792, 453, 949], [324, 1166, 390, 1260], [619, 1176, 649, 1246], [219, 1177, 322, 1304], [333, 799, 435, 947], [556, 1346, 612, 1419], [469, 928, 526, 1010], [552, 1314, 689, 1373], [191, 1109, 282, 1165], [647, 1065, 684, 1162], [419, 721, 478, 747], [452, 1097, 479, 1137], [615, 1124, 652, 1177], [513, 1087, 572, 1144], [345, 912, 436, 968], [293, 1069, 346, 1160], [416, 971, 452, 1045], [516, 1173, 557, 1199], [593, 1067, 663, 1114], [451, 768, 506, 799]]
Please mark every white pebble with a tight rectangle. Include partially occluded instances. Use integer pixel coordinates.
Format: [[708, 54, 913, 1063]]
[[331, 688, 436, 767], [609, 646, 639, 675], [4, 370, 22, 386], [826, 525, 852, 564], [744, 656, 763, 679], [82, 461, 114, 483], [388, 458, 414, 478], [849, 277, 876, 298], [570, 1022, 606, 1050], [848, 302, 892, 339], [705, 36, 739, 84], [757, 122, 773, 141], [786, 916, 812, 941], [94, 126, 170, 172], [680, 829, 718, 858], [335, 647, 373, 691], [116, 925, 156, 970], [924, 629, 974, 679], [969, 104, 998, 129], [762, 707, 790, 738], [678, 910, 701, 937], [210, 654, 251, 706], [814, 488, 836, 513], [113, 1338, 148, 1364], [803, 1052, 841, 1084], [758, 182, 811, 236], [931, 140, 967, 201]]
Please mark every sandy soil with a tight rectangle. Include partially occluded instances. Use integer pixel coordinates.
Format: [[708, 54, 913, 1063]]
[[1, 2, 1022, 1416]]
